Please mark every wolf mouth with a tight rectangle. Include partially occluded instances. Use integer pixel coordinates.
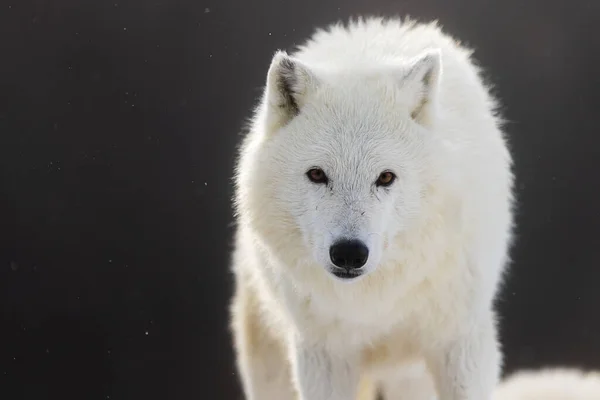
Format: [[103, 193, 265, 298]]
[[331, 269, 362, 280]]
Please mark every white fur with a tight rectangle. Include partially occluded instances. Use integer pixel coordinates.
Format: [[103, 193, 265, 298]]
[[230, 16, 513, 400], [493, 369, 600, 400]]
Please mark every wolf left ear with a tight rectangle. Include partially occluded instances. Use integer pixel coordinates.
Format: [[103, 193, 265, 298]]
[[263, 50, 319, 131], [398, 49, 442, 127]]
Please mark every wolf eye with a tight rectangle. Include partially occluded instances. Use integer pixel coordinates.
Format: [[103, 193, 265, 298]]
[[306, 168, 328, 184], [376, 171, 396, 187]]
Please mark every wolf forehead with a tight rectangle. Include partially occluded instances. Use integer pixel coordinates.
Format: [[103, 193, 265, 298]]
[[271, 116, 421, 184]]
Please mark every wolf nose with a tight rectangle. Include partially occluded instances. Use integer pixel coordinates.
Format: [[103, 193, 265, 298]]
[[329, 240, 369, 269]]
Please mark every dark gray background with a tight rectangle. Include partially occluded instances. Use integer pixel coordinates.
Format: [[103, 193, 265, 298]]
[[1, 0, 599, 399]]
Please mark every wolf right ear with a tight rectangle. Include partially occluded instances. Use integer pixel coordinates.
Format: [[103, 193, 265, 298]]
[[263, 51, 319, 130]]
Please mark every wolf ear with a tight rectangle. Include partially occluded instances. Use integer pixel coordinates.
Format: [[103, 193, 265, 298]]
[[263, 50, 319, 130], [397, 49, 442, 127]]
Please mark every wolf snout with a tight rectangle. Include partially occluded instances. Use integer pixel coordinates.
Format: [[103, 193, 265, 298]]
[[329, 240, 369, 269]]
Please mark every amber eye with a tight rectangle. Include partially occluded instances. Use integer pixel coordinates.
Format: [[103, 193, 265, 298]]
[[306, 168, 328, 184], [376, 171, 396, 187]]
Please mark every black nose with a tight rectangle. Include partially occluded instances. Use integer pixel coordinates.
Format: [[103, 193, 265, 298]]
[[329, 240, 369, 269]]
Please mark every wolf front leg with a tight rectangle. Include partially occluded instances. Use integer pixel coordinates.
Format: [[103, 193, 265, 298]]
[[426, 314, 501, 400], [230, 288, 296, 400], [291, 343, 360, 400]]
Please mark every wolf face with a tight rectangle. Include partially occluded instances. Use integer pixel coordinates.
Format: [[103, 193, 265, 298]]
[[243, 50, 442, 282]]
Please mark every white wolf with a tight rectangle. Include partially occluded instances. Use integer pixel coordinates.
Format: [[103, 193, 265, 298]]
[[230, 16, 514, 400]]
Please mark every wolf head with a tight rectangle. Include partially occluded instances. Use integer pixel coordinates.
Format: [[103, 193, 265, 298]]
[[237, 49, 443, 282]]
